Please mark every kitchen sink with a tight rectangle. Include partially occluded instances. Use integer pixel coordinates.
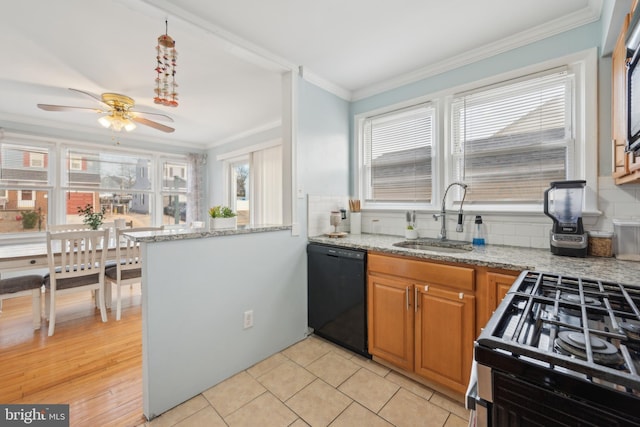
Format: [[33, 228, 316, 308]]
[[392, 238, 473, 253]]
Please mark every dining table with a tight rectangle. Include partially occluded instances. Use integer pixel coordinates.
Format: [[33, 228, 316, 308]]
[[0, 239, 122, 309]]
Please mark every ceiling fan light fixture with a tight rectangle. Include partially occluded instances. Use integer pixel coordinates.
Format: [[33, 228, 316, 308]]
[[123, 120, 136, 132], [98, 115, 112, 128], [98, 113, 136, 132]]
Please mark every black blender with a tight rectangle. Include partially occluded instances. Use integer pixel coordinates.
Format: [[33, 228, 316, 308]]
[[543, 180, 588, 257]]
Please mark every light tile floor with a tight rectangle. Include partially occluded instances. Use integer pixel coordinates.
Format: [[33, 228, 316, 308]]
[[145, 336, 470, 427]]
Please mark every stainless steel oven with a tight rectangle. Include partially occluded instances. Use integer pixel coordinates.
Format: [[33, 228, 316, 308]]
[[467, 271, 640, 426]]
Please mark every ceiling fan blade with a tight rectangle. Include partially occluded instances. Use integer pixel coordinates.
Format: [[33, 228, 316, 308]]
[[131, 116, 175, 133], [68, 88, 104, 103], [130, 110, 174, 123], [37, 104, 104, 113]]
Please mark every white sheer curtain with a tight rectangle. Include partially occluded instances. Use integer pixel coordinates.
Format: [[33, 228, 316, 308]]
[[251, 145, 282, 225], [186, 153, 207, 223]]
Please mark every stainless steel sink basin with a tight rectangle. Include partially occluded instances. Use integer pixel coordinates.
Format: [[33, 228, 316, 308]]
[[392, 239, 473, 253]]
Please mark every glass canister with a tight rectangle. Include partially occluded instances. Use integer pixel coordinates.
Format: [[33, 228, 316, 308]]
[[587, 231, 613, 257]]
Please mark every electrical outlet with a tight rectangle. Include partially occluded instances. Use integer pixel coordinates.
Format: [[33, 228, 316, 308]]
[[243, 310, 254, 329]]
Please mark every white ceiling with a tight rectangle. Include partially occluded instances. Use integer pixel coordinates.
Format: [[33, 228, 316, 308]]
[[0, 0, 601, 150]]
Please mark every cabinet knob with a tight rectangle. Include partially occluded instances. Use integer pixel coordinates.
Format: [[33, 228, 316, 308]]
[[459, 292, 464, 300], [424, 285, 429, 292], [29, 259, 36, 265]]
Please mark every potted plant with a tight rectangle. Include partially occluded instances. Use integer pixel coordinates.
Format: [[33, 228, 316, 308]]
[[208, 205, 237, 230], [405, 225, 418, 240], [77, 204, 105, 230], [21, 210, 40, 229]]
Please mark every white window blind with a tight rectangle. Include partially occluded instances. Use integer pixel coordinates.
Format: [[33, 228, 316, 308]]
[[363, 103, 434, 203], [451, 70, 572, 203], [0, 143, 50, 185]]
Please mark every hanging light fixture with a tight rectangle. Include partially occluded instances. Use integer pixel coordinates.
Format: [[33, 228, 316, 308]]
[[98, 113, 136, 132], [154, 19, 179, 107], [97, 93, 137, 132]]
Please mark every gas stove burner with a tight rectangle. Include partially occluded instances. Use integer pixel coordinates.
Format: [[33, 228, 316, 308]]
[[560, 293, 602, 306], [555, 331, 623, 367], [621, 321, 640, 341], [558, 293, 603, 320]]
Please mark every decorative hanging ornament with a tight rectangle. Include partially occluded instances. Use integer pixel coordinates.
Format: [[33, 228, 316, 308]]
[[154, 19, 179, 107]]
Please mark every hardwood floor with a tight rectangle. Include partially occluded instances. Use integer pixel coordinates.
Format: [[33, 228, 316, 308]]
[[0, 284, 145, 427]]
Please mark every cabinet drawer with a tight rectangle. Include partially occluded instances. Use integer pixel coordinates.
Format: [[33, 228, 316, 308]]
[[368, 253, 474, 291]]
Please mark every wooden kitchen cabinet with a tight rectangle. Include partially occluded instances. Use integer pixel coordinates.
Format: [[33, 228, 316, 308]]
[[367, 252, 475, 394], [476, 268, 520, 336], [367, 273, 414, 371], [414, 284, 475, 393], [612, 2, 640, 184], [487, 271, 518, 310]]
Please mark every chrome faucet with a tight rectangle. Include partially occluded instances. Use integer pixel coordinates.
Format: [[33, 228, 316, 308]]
[[433, 182, 468, 240]]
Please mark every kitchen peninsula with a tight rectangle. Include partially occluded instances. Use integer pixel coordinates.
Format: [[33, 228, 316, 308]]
[[128, 225, 306, 420]]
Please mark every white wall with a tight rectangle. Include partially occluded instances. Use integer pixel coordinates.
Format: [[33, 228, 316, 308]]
[[142, 76, 351, 419], [141, 230, 306, 418]]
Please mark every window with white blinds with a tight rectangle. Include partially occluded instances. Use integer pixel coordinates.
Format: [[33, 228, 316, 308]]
[[363, 103, 434, 203], [451, 70, 572, 203], [0, 143, 50, 185]]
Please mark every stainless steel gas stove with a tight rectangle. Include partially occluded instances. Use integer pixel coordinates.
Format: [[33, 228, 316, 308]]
[[468, 271, 640, 427]]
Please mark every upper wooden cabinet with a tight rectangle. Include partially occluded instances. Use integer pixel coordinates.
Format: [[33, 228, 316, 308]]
[[612, 4, 640, 184]]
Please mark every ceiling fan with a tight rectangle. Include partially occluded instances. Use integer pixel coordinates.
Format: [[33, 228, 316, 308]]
[[37, 88, 175, 133]]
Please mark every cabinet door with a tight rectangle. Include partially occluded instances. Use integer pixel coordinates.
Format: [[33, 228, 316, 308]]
[[367, 274, 414, 371], [414, 285, 475, 394], [487, 272, 518, 313], [613, 13, 630, 179]]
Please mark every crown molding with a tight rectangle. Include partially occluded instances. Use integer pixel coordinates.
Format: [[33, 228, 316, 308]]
[[352, 0, 603, 101], [132, 0, 294, 74], [298, 66, 352, 101], [207, 120, 282, 148]]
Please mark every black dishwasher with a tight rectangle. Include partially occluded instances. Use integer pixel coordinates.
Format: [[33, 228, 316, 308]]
[[307, 243, 370, 358]]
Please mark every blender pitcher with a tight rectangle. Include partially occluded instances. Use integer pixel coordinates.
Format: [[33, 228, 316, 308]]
[[543, 180, 588, 257], [544, 180, 586, 231]]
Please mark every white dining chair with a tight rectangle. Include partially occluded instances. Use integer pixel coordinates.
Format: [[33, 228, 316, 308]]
[[0, 274, 44, 329], [105, 227, 161, 320], [44, 229, 109, 336], [47, 223, 91, 232]]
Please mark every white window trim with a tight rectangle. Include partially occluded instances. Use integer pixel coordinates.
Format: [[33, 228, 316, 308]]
[[355, 48, 598, 215], [354, 95, 439, 211]]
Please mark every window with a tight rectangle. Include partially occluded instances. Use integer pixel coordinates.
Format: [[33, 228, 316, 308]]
[[451, 70, 572, 203], [361, 103, 435, 206], [64, 149, 153, 227], [0, 142, 51, 233], [69, 154, 82, 171], [161, 159, 188, 226], [229, 158, 250, 226], [30, 152, 45, 168], [218, 142, 283, 226]]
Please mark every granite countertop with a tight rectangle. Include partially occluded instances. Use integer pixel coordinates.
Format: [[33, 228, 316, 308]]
[[126, 224, 291, 243], [308, 233, 640, 285]]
